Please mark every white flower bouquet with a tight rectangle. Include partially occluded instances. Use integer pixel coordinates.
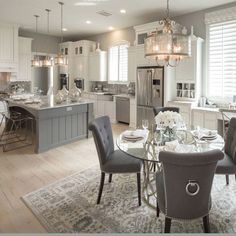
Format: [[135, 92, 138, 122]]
[[155, 111, 184, 129]]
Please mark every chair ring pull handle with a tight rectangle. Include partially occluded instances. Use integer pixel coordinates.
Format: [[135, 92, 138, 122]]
[[186, 180, 200, 196]]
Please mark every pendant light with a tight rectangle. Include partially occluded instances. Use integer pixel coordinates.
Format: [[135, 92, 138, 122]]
[[42, 9, 54, 67], [54, 2, 68, 66], [31, 15, 42, 67], [144, 0, 191, 67]]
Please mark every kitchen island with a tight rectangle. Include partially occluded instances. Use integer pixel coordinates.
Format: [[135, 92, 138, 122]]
[[7, 96, 94, 153]]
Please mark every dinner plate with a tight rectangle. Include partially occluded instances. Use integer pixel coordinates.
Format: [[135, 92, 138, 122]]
[[122, 135, 144, 142]]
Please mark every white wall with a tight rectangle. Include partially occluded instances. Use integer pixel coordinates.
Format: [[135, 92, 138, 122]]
[[19, 29, 61, 54]]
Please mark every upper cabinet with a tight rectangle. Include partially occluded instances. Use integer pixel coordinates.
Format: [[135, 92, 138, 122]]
[[73, 40, 96, 56], [0, 23, 18, 71], [17, 37, 32, 81], [88, 51, 107, 81], [175, 37, 204, 101]]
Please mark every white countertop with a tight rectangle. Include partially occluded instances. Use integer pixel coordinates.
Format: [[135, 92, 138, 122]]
[[192, 107, 220, 112], [7, 96, 93, 111]]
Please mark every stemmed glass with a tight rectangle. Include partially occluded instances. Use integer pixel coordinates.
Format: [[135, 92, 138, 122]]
[[142, 119, 149, 130]]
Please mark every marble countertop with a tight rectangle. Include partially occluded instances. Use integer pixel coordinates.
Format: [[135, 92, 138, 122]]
[[7, 96, 93, 111]]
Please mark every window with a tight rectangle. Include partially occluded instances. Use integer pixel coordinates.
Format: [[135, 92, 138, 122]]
[[108, 42, 129, 83], [207, 19, 236, 98]]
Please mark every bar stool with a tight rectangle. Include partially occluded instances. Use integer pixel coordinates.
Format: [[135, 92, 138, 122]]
[[0, 101, 34, 152]]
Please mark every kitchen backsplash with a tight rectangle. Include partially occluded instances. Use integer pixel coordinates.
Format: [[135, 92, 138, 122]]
[[89, 81, 135, 95], [9, 81, 31, 93]]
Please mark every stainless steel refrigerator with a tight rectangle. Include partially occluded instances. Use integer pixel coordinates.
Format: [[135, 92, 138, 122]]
[[137, 66, 164, 127]]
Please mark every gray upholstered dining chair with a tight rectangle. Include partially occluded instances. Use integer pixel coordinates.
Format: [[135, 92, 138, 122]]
[[156, 150, 224, 233], [153, 106, 179, 116], [88, 115, 143, 206], [216, 117, 236, 185]]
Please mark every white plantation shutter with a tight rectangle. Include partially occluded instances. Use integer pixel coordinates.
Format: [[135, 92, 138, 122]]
[[109, 43, 128, 82], [208, 19, 236, 98]]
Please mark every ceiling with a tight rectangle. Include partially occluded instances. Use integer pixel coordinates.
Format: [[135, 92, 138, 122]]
[[0, 0, 235, 37]]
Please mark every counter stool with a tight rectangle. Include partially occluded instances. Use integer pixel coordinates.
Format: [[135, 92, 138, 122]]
[[0, 102, 34, 152]]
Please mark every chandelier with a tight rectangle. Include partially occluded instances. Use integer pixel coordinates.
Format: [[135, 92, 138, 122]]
[[144, 0, 191, 67], [54, 2, 68, 66], [42, 9, 54, 67], [31, 15, 42, 67]]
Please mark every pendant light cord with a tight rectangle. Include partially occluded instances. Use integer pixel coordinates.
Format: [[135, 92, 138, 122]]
[[34, 15, 39, 57], [59, 2, 64, 44], [166, 0, 170, 18]]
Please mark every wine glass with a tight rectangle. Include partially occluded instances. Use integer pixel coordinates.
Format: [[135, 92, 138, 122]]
[[142, 119, 149, 130]]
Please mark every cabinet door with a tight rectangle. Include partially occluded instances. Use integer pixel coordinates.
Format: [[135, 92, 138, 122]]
[[18, 54, 31, 81], [192, 110, 204, 129], [0, 26, 14, 62], [97, 100, 105, 117], [204, 112, 218, 130], [104, 101, 115, 122]]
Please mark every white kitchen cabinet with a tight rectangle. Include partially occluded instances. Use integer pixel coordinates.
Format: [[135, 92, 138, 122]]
[[192, 108, 220, 130], [88, 51, 107, 81], [0, 23, 18, 71], [104, 101, 116, 123], [73, 40, 96, 56], [167, 101, 197, 129], [18, 37, 32, 81], [129, 97, 136, 128]]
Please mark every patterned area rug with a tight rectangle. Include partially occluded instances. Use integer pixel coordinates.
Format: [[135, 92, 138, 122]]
[[22, 166, 236, 233]]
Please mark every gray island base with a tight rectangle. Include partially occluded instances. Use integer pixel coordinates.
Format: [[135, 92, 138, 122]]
[[7, 97, 94, 153]]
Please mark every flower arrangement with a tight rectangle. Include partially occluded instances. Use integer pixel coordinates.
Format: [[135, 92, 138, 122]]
[[155, 111, 183, 129]]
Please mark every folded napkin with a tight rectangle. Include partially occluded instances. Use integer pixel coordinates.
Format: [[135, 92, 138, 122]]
[[123, 129, 148, 138]]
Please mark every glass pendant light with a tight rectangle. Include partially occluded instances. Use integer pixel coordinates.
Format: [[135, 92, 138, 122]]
[[42, 9, 54, 67], [31, 15, 42, 67], [144, 0, 191, 67], [54, 2, 68, 66]]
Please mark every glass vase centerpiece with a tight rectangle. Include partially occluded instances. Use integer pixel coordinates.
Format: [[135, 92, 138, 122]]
[[155, 111, 184, 143], [69, 83, 81, 102]]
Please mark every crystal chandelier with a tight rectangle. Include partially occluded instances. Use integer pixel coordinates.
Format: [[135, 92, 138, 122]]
[[42, 9, 54, 67], [144, 0, 191, 67], [31, 15, 42, 67], [54, 2, 68, 66]]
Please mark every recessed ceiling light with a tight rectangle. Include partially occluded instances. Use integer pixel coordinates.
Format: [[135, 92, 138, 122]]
[[120, 9, 126, 14], [62, 28, 68, 31], [74, 2, 97, 6], [86, 20, 92, 24], [108, 26, 114, 31]]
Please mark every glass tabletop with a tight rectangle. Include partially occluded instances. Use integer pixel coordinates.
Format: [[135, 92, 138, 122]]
[[116, 129, 225, 163]]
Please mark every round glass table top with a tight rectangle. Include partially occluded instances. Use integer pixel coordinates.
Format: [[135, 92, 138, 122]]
[[116, 129, 225, 163]]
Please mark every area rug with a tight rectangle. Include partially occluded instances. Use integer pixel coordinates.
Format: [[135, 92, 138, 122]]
[[22, 166, 236, 233]]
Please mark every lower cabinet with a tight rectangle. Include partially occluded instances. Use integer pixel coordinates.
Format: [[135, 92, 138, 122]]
[[129, 98, 136, 128], [192, 109, 220, 130], [167, 101, 197, 129]]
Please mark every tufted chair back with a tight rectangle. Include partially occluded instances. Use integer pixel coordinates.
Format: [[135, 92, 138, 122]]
[[224, 118, 236, 163], [88, 116, 114, 168], [153, 107, 179, 116], [158, 150, 223, 220]]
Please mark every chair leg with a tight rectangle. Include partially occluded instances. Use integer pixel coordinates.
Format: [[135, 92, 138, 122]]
[[156, 196, 160, 217], [226, 175, 229, 185], [97, 172, 105, 204], [108, 174, 112, 183], [137, 172, 141, 206], [203, 215, 210, 233], [164, 217, 172, 233]]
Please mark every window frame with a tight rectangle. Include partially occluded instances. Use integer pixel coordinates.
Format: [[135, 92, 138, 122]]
[[206, 19, 236, 102], [108, 40, 130, 84]]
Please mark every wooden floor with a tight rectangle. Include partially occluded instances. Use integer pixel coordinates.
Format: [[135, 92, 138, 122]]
[[0, 123, 128, 233]]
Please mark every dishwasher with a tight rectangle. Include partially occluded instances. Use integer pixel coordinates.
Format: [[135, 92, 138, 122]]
[[116, 97, 130, 124]]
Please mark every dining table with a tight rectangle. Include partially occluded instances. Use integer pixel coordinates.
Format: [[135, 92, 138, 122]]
[[116, 127, 225, 209]]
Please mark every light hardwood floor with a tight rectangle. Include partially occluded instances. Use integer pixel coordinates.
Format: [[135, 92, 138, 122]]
[[0, 123, 128, 233]]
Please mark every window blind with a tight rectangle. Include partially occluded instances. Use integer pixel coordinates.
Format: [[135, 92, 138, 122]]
[[208, 19, 236, 98], [108, 43, 128, 82]]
